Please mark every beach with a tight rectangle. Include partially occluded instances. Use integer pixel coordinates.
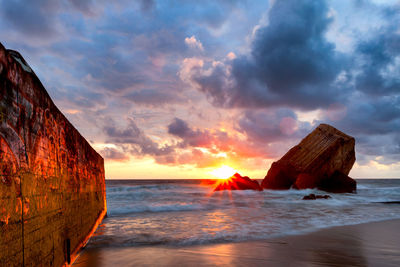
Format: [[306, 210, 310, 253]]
[[69, 179, 400, 266], [73, 218, 400, 266]]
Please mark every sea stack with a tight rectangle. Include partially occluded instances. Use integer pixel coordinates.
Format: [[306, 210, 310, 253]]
[[261, 124, 356, 193], [214, 173, 262, 191], [0, 43, 106, 266]]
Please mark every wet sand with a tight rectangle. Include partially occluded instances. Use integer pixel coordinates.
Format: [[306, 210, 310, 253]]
[[73, 219, 400, 267]]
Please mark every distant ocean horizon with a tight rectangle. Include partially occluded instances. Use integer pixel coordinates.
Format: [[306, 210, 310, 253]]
[[86, 179, 400, 249]]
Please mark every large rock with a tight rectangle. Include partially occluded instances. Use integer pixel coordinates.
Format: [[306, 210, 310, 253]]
[[214, 173, 262, 191], [318, 171, 357, 193], [261, 124, 356, 193]]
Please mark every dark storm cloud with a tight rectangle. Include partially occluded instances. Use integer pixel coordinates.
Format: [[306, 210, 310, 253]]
[[167, 118, 191, 137], [320, 96, 400, 136], [105, 118, 174, 156], [356, 134, 400, 164], [168, 118, 213, 147], [184, 0, 400, 168], [192, 0, 347, 110], [355, 25, 400, 96], [315, 5, 400, 165], [251, 0, 337, 93], [0, 0, 59, 37]]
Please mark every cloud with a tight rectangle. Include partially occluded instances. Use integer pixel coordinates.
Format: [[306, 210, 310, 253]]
[[355, 20, 400, 96], [51, 84, 106, 110], [139, 0, 155, 12], [174, 0, 400, 171], [99, 147, 130, 161], [104, 118, 174, 156], [155, 148, 227, 168], [185, 36, 204, 51], [68, 0, 95, 15], [2, 0, 400, 176], [178, 57, 204, 83], [167, 118, 191, 136], [319, 103, 347, 121], [0, 0, 60, 38], [226, 52, 236, 60], [0, 0, 247, 112], [186, 0, 348, 110], [168, 118, 213, 147], [316, 95, 400, 164], [123, 89, 183, 107], [167, 116, 300, 160], [236, 109, 312, 143], [319, 96, 400, 136]]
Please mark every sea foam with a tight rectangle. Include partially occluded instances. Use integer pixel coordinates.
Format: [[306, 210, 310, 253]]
[[86, 179, 400, 248]]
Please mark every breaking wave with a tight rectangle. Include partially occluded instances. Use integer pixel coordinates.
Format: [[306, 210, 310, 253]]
[[86, 179, 400, 248]]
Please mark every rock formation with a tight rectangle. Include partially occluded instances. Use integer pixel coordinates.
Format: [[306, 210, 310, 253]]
[[214, 173, 262, 191], [318, 171, 357, 193], [261, 124, 356, 193]]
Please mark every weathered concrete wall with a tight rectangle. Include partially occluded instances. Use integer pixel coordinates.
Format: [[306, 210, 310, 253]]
[[0, 43, 106, 266]]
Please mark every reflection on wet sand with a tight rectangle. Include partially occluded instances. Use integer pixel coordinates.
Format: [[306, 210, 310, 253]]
[[73, 219, 400, 267], [311, 227, 367, 266]]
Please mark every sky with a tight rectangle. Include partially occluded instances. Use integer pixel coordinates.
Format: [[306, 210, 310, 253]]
[[1, 0, 399, 179]]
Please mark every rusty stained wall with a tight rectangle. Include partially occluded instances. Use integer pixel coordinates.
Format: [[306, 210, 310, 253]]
[[0, 43, 106, 266]]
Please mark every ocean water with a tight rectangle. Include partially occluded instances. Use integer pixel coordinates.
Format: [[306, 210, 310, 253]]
[[87, 179, 400, 248]]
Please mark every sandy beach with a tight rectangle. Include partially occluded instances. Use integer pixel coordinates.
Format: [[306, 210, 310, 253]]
[[73, 218, 400, 267]]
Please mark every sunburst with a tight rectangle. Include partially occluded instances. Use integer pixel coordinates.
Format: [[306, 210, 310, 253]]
[[210, 165, 237, 179]]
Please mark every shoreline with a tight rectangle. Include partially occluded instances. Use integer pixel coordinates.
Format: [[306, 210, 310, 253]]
[[73, 218, 400, 266]]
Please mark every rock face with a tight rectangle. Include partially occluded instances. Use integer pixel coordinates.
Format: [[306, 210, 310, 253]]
[[261, 124, 356, 193], [0, 43, 106, 266], [318, 171, 357, 193], [214, 173, 262, 191]]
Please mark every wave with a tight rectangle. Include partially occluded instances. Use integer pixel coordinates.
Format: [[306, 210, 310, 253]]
[[107, 203, 208, 216], [107, 184, 186, 192], [87, 216, 400, 249], [107, 184, 209, 195], [84, 179, 400, 250], [106, 188, 400, 216]]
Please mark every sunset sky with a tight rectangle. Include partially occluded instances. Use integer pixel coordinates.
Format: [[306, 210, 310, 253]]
[[1, 0, 399, 179]]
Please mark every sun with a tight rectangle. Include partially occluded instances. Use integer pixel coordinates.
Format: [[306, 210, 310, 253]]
[[210, 165, 237, 179]]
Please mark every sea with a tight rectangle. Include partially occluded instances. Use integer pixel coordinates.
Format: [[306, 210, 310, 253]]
[[86, 179, 400, 249]]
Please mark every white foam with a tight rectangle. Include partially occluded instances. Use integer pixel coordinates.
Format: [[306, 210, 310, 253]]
[[108, 203, 205, 216], [90, 179, 400, 248]]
